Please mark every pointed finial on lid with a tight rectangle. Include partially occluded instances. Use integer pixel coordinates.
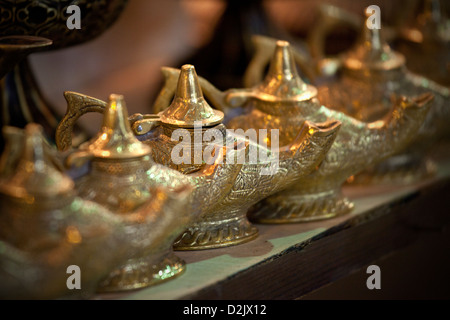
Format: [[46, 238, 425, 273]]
[[159, 64, 224, 127], [267, 40, 301, 82], [0, 124, 74, 200], [256, 41, 317, 102], [83, 94, 152, 160], [343, 10, 405, 71]]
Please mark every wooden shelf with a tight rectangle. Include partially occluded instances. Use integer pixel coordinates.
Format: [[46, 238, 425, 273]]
[[97, 157, 450, 300]]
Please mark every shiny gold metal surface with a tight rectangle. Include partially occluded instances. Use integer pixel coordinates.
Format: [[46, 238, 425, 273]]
[[95, 184, 193, 293], [57, 92, 245, 282], [59, 65, 340, 249], [316, 17, 449, 185], [187, 41, 433, 222], [152, 66, 238, 116], [242, 35, 317, 88], [57, 94, 199, 292], [0, 124, 190, 299], [147, 64, 340, 245], [0, 124, 119, 299]]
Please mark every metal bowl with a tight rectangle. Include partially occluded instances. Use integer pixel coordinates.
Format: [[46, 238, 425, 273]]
[[0, 0, 128, 50]]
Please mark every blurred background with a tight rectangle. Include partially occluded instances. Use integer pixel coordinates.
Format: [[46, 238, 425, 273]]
[[1, 0, 449, 300], [27, 0, 448, 134]]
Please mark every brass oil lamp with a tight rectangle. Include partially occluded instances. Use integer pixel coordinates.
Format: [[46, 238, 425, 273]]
[[140, 65, 340, 249], [58, 65, 341, 249], [316, 19, 449, 185], [0, 124, 153, 298], [55, 94, 203, 292], [171, 41, 434, 223]]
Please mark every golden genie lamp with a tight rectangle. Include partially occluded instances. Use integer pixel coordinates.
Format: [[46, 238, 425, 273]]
[[0, 124, 190, 299], [58, 65, 341, 250], [55, 94, 204, 292], [166, 42, 433, 223], [142, 65, 340, 249], [56, 93, 244, 285], [315, 20, 449, 185]]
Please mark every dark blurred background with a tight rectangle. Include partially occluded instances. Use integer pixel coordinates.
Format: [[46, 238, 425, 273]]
[[8, 0, 449, 299], [28, 0, 449, 134]]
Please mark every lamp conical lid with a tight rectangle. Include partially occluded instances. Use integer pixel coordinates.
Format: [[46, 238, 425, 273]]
[[84, 94, 152, 159], [159, 64, 224, 128], [255, 41, 318, 102], [343, 15, 405, 71], [0, 124, 74, 200]]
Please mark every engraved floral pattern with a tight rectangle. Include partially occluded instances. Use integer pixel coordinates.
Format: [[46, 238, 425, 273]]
[[0, 0, 127, 49]]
